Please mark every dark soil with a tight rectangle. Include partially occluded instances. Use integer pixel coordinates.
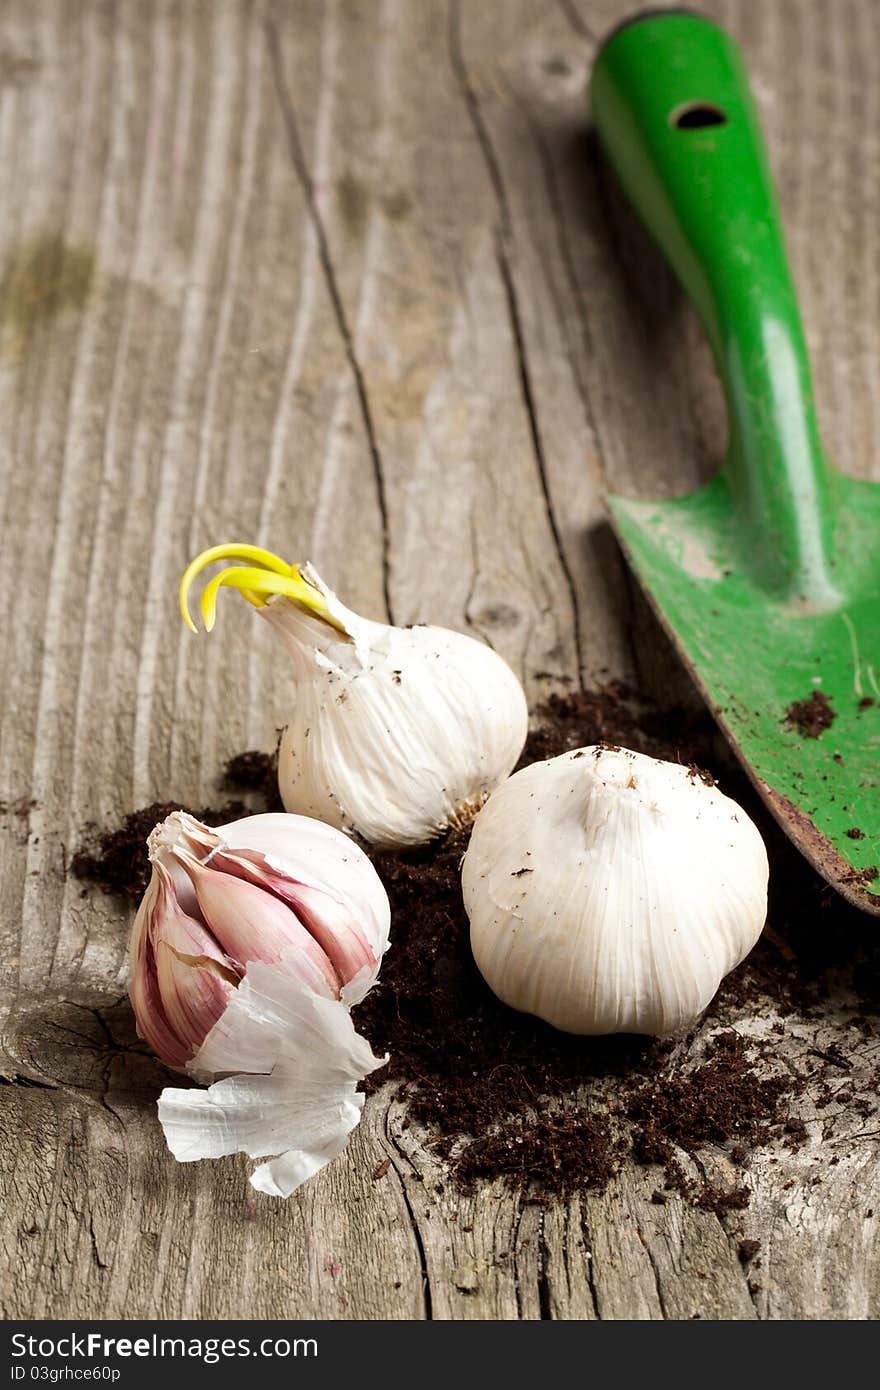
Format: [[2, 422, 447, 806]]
[[515, 684, 716, 769], [452, 1110, 616, 1197], [70, 754, 284, 901], [70, 799, 248, 901], [626, 1031, 795, 1204], [784, 690, 836, 738], [221, 749, 284, 809], [628, 1031, 790, 1162], [70, 684, 880, 1208]]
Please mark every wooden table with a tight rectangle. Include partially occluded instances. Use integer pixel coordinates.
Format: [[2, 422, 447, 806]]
[[2, 0, 879, 1321]]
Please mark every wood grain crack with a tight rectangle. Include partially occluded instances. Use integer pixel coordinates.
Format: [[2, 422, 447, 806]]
[[579, 1202, 601, 1319], [537, 1209, 552, 1319], [688, 1148, 763, 1318], [501, 76, 605, 483], [635, 1221, 668, 1319], [264, 15, 393, 622], [463, 508, 495, 648], [738, 1234, 763, 1319], [510, 1195, 527, 1318], [555, 0, 601, 46], [383, 1109, 433, 1319], [556, 127, 659, 688], [0, 1072, 57, 1091], [491, 234, 586, 684], [89, 1213, 108, 1270], [448, 0, 584, 687], [715, 1207, 763, 1321]]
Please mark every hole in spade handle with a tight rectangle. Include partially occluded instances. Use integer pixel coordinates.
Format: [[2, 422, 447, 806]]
[[671, 101, 728, 130]]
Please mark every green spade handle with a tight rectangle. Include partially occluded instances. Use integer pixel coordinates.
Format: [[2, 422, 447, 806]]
[[590, 10, 837, 604]]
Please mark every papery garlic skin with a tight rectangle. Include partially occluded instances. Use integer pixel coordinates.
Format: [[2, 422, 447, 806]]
[[462, 746, 768, 1037], [261, 567, 528, 849], [159, 955, 386, 1198]]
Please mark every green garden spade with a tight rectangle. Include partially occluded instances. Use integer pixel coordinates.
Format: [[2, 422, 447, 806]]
[[590, 11, 880, 912]]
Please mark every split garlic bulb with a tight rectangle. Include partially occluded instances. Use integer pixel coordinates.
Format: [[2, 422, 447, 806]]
[[180, 544, 528, 848], [130, 809, 389, 1196], [462, 746, 768, 1037]]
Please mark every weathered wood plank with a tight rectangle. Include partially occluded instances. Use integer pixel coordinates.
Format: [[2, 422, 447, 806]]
[[1, 0, 879, 1320]]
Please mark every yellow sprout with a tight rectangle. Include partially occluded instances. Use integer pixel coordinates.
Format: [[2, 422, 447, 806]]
[[179, 543, 345, 634]]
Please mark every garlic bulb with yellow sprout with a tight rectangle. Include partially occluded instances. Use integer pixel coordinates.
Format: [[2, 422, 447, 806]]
[[462, 746, 768, 1037], [180, 544, 528, 849], [130, 809, 389, 1196]]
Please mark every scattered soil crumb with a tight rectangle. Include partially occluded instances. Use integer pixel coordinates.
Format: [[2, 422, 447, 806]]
[[784, 691, 836, 738], [841, 863, 878, 888], [0, 796, 38, 817]]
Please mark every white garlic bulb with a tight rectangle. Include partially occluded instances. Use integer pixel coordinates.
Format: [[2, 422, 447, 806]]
[[462, 745, 768, 1037], [180, 544, 528, 849]]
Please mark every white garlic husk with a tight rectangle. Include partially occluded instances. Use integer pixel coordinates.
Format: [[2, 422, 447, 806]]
[[462, 745, 768, 1037], [181, 545, 528, 849]]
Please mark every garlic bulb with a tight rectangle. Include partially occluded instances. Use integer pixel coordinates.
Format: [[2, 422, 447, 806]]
[[462, 746, 768, 1037], [180, 544, 528, 848], [129, 809, 389, 1195]]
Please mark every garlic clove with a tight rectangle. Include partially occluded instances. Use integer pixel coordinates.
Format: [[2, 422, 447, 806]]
[[128, 871, 190, 1070], [462, 745, 769, 1037], [179, 545, 529, 848], [179, 853, 342, 998], [216, 811, 391, 961], [151, 868, 240, 1055], [127, 865, 238, 1067], [210, 845, 380, 985], [152, 940, 236, 1062], [287, 882, 376, 982], [250, 871, 379, 985]]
